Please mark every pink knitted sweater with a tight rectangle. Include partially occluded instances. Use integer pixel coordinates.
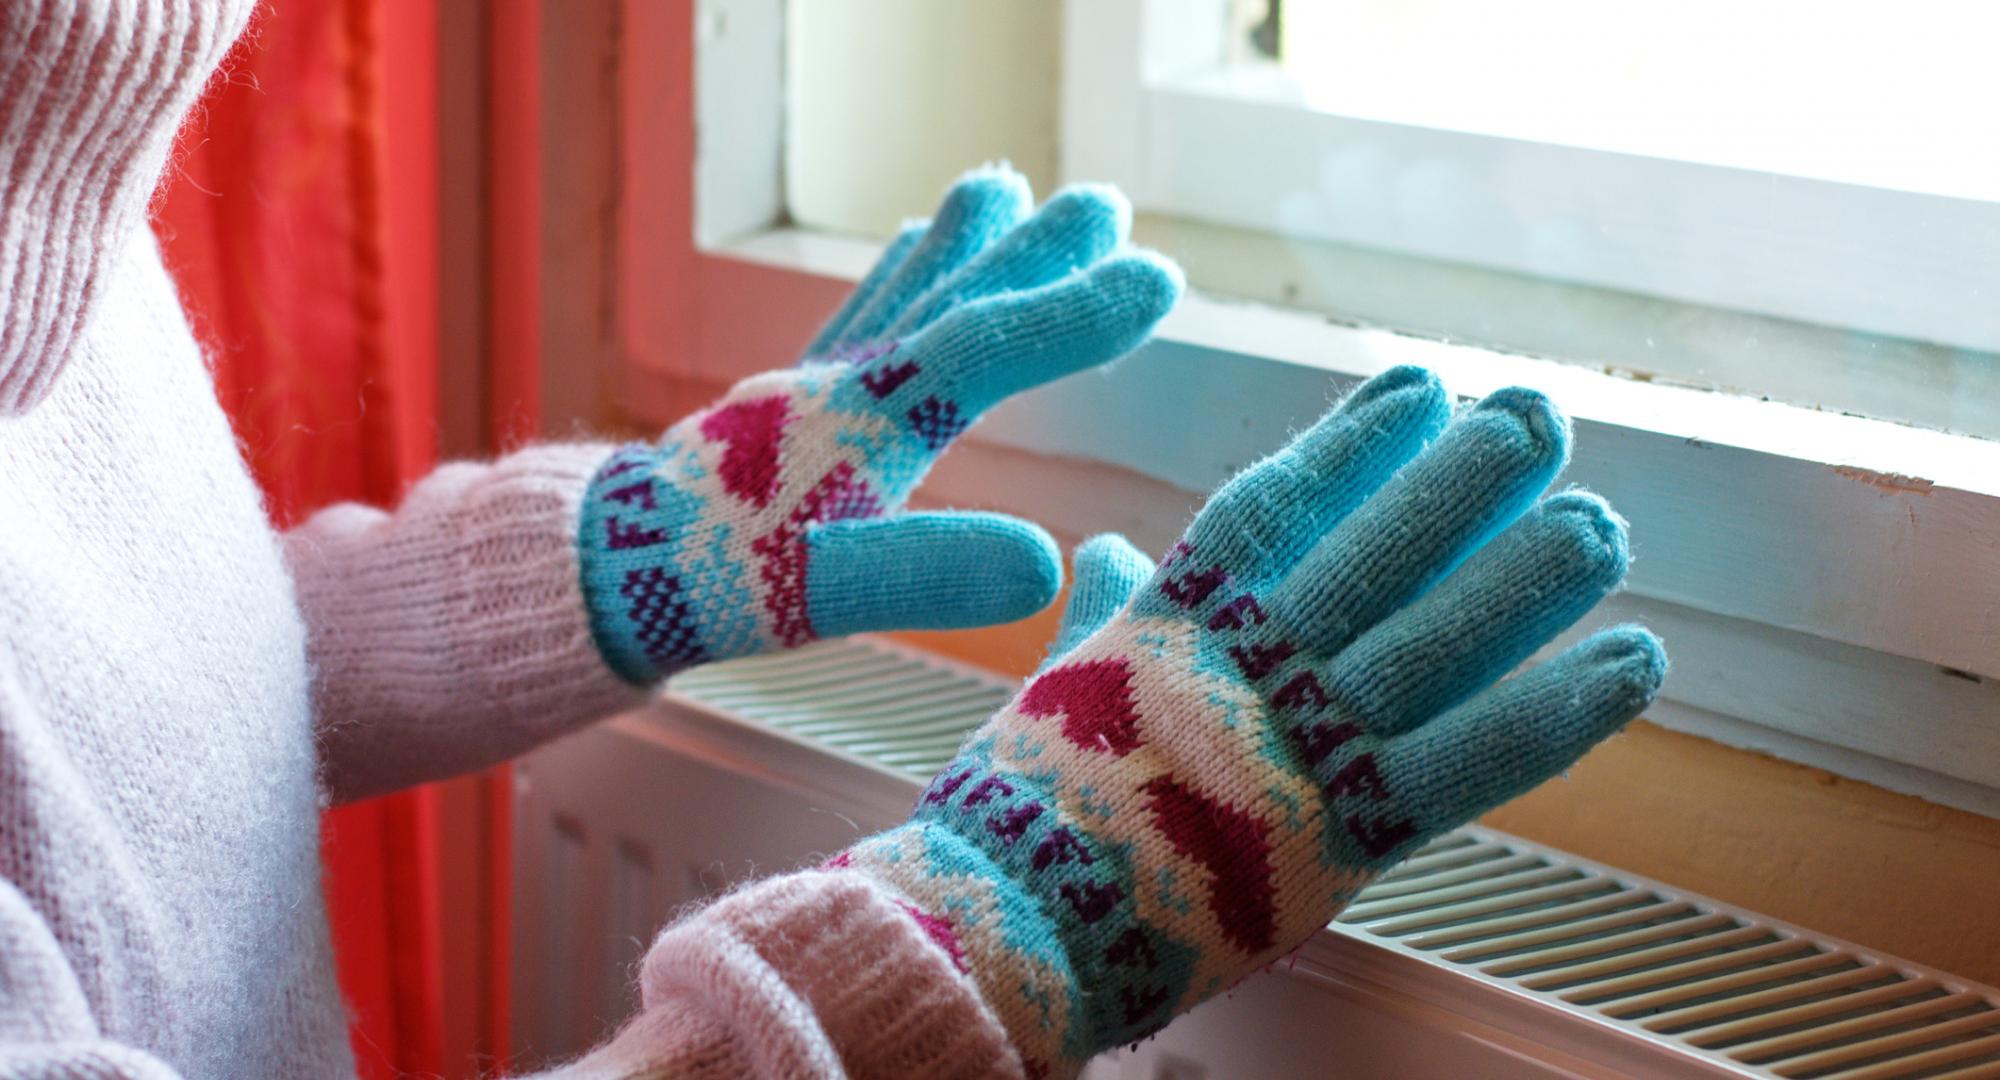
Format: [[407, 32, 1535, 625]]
[[0, 2, 1017, 1077]]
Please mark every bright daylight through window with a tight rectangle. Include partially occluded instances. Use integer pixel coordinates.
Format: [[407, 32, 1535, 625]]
[[1165, 0, 2000, 437], [790, 1, 2000, 437], [765, 0, 2000, 820]]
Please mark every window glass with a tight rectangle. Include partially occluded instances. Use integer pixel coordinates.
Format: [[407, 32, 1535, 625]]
[[785, 1, 2000, 437], [1262, 0, 1999, 198]]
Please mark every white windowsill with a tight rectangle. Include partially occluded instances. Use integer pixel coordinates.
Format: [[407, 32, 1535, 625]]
[[718, 229, 2000, 495], [1064, 0, 2000, 356], [621, 224, 2000, 819]]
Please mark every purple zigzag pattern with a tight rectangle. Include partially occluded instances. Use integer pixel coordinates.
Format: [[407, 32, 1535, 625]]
[[619, 567, 708, 667]]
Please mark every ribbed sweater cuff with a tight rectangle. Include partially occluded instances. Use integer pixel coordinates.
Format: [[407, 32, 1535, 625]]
[[532, 1004, 756, 1079], [634, 870, 1025, 1080], [0, 0, 255, 413], [289, 443, 650, 801]]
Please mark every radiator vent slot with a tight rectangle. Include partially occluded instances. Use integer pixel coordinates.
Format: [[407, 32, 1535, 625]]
[[666, 638, 2000, 1080], [1343, 832, 2000, 1078], [669, 638, 1013, 776]]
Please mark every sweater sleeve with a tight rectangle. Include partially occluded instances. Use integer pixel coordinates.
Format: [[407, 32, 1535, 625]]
[[0, 878, 180, 1079], [0, 0, 256, 415], [2, 858, 1019, 1080], [289, 452, 1032, 1075], [2, 863, 1020, 1080], [528, 870, 1025, 1080], [285, 443, 651, 803]]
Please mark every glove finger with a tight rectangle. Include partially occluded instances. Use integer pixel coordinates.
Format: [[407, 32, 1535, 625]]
[[890, 250, 1183, 426], [1182, 366, 1450, 577], [1328, 626, 1665, 869], [1264, 387, 1570, 656], [804, 222, 926, 360], [831, 167, 1034, 350], [883, 184, 1131, 342], [1044, 533, 1153, 665], [803, 512, 1062, 638], [1322, 491, 1630, 738]]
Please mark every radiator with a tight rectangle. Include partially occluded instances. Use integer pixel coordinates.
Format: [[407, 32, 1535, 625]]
[[512, 638, 2000, 1079]]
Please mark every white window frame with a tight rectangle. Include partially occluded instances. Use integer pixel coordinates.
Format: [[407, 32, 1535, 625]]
[[1067, 0, 2000, 355], [613, 0, 2000, 818]]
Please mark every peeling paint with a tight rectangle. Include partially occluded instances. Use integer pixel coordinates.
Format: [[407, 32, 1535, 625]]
[[1832, 466, 1935, 496]]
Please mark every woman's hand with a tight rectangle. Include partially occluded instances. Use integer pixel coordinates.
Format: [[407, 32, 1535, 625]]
[[842, 365, 1667, 1075], [577, 167, 1181, 683]]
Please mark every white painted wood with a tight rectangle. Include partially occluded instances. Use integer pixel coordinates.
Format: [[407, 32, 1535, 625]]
[[1566, 597, 2000, 819], [788, 0, 1064, 237], [629, 230, 2000, 811], [673, 1, 2000, 810], [1135, 0, 1229, 81], [907, 434, 2000, 817], [708, 229, 2000, 675], [1061, 16, 2000, 354], [1138, 71, 2000, 354], [694, 0, 785, 247], [1057, 0, 1145, 188], [996, 333, 2000, 686], [1058, 0, 1228, 189]]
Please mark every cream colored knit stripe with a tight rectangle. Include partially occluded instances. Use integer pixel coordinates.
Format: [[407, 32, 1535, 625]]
[[0, 0, 255, 413], [982, 614, 1376, 1002]]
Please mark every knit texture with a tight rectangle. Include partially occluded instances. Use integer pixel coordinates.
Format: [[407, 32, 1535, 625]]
[[0, 223, 352, 1078], [546, 871, 1027, 1079], [0, 7, 1034, 1076], [541, 1004, 755, 1080], [838, 367, 1668, 1076], [0, 4, 1667, 1075], [579, 171, 1181, 683], [0, 0, 256, 414], [0, 221, 1034, 1076], [287, 443, 649, 801], [634, 872, 1024, 1079]]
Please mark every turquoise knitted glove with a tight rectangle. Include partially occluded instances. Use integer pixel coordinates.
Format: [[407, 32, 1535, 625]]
[[837, 366, 1668, 1076], [579, 168, 1181, 682]]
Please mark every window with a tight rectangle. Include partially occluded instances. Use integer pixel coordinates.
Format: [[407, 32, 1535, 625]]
[[612, 0, 2000, 817], [1075, 0, 2000, 437]]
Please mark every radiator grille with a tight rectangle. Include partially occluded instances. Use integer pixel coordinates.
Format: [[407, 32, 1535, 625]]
[[667, 638, 2000, 1079], [1350, 833, 2000, 1079], [668, 638, 1012, 775]]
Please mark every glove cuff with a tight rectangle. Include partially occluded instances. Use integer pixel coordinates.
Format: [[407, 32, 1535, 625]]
[[639, 868, 1025, 1079], [577, 442, 764, 683]]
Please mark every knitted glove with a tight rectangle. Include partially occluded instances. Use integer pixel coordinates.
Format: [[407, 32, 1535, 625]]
[[836, 366, 1669, 1076], [579, 168, 1181, 682]]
